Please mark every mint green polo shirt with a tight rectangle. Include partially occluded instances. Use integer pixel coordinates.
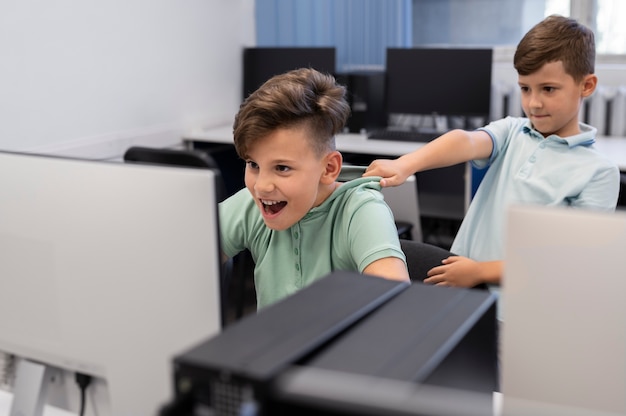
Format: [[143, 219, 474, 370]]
[[219, 177, 406, 309]]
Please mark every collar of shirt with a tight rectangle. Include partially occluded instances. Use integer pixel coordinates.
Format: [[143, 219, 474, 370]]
[[521, 119, 597, 148]]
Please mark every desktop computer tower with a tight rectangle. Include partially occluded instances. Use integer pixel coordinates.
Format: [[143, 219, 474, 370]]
[[337, 71, 386, 133], [163, 272, 408, 416], [163, 271, 498, 416]]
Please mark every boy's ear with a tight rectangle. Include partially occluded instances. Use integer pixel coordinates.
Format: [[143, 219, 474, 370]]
[[581, 74, 598, 98], [320, 150, 342, 185]]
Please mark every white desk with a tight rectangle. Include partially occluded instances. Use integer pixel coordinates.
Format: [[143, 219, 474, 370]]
[[0, 385, 502, 416], [0, 389, 76, 416], [183, 126, 626, 222], [183, 125, 425, 156], [183, 125, 626, 171]]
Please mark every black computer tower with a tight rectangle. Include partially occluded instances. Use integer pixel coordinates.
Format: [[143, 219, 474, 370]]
[[163, 272, 498, 416], [337, 71, 386, 133]]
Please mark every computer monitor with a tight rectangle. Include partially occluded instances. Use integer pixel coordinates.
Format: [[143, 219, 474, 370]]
[[242, 47, 336, 99], [502, 205, 626, 416], [385, 48, 492, 129], [0, 151, 222, 415]]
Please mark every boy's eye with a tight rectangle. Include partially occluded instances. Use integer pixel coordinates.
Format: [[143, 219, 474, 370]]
[[246, 160, 258, 169], [276, 165, 291, 173], [543, 86, 556, 93], [519, 86, 529, 93]]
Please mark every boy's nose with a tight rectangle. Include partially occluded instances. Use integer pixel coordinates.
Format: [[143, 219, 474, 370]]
[[254, 172, 274, 193], [528, 93, 542, 109]]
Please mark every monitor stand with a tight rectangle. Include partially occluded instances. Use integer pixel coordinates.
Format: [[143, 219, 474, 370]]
[[9, 358, 58, 416]]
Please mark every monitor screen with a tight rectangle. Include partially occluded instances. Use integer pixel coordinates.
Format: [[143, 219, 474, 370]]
[[502, 205, 626, 415], [243, 47, 336, 99], [385, 48, 492, 124], [0, 151, 222, 415]]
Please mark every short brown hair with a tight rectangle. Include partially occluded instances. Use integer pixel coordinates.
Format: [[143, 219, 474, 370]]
[[514, 14, 595, 82], [233, 67, 350, 158]]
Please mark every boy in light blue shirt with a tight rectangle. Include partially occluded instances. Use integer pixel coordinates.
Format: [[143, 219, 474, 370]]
[[220, 68, 409, 309], [364, 15, 620, 316]]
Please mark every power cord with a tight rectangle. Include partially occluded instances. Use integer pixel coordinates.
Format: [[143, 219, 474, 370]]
[[75, 372, 93, 416]]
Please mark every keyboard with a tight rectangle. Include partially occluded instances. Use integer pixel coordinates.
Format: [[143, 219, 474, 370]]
[[367, 129, 437, 143]]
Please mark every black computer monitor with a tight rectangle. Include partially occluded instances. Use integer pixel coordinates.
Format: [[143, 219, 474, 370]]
[[385, 47, 492, 126], [242, 47, 336, 99]]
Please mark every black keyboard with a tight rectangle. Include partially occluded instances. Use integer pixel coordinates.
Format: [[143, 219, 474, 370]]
[[367, 129, 437, 143]]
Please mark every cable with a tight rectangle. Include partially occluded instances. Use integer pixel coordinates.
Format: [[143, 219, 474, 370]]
[[75, 372, 93, 416]]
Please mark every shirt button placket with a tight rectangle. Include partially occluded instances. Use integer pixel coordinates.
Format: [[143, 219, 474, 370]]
[[293, 225, 302, 280]]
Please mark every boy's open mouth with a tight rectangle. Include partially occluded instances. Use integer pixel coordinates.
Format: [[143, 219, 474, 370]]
[[261, 199, 287, 215]]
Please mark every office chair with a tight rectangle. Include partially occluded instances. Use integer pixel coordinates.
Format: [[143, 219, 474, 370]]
[[122, 145, 232, 326], [123, 146, 227, 202], [399, 239, 488, 290], [618, 173, 626, 209], [400, 239, 454, 282]]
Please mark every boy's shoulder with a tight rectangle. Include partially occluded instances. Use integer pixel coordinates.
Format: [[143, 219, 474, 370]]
[[482, 116, 529, 133], [320, 176, 384, 213]]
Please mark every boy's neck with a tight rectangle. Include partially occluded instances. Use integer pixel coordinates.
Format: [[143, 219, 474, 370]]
[[313, 181, 341, 208]]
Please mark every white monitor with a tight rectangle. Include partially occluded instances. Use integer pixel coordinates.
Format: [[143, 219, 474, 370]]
[[0, 151, 222, 415], [502, 205, 626, 416]]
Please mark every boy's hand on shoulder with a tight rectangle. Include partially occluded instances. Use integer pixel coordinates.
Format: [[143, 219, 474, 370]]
[[424, 256, 483, 287], [363, 158, 410, 187]]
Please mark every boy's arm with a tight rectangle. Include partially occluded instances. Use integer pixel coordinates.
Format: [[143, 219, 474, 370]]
[[424, 256, 502, 287], [363, 256, 410, 282], [364, 129, 493, 187]]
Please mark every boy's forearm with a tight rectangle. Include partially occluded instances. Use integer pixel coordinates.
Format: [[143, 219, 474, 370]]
[[397, 129, 490, 174]]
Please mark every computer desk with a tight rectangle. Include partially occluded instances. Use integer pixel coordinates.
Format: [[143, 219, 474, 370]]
[[182, 125, 626, 219], [183, 124, 626, 171], [0, 390, 75, 416]]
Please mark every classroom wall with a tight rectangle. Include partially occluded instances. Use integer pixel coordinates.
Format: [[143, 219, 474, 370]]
[[0, 0, 255, 159]]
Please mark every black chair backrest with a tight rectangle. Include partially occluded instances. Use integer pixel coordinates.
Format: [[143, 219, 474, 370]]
[[400, 239, 488, 290], [618, 173, 626, 209], [123, 146, 226, 202], [400, 239, 453, 282], [124, 146, 218, 168]]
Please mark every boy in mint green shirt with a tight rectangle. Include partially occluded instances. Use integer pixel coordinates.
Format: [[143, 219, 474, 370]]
[[220, 68, 409, 309]]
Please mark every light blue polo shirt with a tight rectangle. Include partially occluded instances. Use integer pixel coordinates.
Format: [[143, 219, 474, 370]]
[[451, 117, 620, 318], [219, 177, 406, 309]]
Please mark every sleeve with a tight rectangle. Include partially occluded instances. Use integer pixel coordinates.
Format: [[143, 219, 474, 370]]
[[343, 188, 407, 272], [572, 161, 621, 211], [474, 116, 519, 169]]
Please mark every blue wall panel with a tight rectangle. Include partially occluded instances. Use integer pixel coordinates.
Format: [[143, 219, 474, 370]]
[[255, 0, 412, 71]]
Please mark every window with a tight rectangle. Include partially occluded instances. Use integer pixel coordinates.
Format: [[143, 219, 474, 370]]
[[412, 0, 626, 56], [595, 0, 626, 54]]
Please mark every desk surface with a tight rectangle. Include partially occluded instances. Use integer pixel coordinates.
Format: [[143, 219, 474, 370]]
[[0, 385, 503, 416], [0, 389, 76, 416], [183, 125, 425, 157], [183, 125, 626, 170]]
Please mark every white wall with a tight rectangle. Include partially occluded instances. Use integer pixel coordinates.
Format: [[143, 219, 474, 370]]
[[0, 0, 255, 159]]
